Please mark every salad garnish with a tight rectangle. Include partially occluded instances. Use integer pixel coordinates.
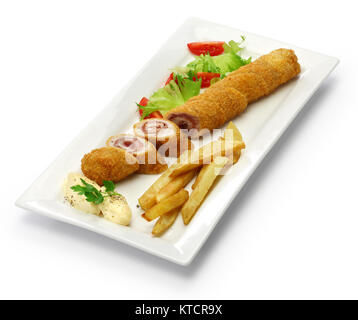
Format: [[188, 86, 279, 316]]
[[138, 72, 201, 119], [136, 38, 251, 119], [187, 41, 225, 56], [137, 97, 163, 119]]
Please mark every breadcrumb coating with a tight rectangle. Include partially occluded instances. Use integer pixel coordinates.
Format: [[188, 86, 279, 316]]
[[81, 147, 139, 185], [165, 48, 301, 134]]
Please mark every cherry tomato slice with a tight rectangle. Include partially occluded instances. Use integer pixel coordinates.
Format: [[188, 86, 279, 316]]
[[139, 97, 149, 107], [138, 97, 163, 119], [138, 97, 148, 117], [165, 73, 174, 86], [195, 72, 221, 88], [166, 72, 221, 89], [187, 41, 225, 56], [148, 111, 163, 119], [165, 73, 180, 86]]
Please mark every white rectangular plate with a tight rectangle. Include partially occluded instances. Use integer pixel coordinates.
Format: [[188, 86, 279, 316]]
[[15, 18, 338, 265]]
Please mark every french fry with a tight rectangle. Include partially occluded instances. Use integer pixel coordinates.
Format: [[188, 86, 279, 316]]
[[170, 139, 244, 178], [191, 151, 237, 189], [232, 150, 241, 164], [191, 164, 209, 190], [143, 189, 189, 221], [182, 157, 229, 225], [213, 147, 241, 165], [223, 121, 243, 142], [222, 122, 243, 165], [156, 169, 197, 202], [138, 151, 193, 210], [152, 207, 180, 237], [138, 163, 181, 210], [170, 163, 201, 177]]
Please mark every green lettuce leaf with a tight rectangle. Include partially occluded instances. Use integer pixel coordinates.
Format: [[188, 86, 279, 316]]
[[139, 75, 201, 118], [186, 53, 221, 73], [223, 36, 246, 54], [137, 38, 251, 118], [213, 53, 251, 74], [175, 73, 202, 101], [186, 38, 251, 75]]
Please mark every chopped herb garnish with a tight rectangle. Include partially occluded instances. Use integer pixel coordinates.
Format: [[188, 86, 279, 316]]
[[71, 179, 121, 204]]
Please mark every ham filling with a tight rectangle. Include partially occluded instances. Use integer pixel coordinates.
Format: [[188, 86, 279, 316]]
[[166, 113, 199, 131], [111, 136, 146, 154], [140, 119, 174, 138]]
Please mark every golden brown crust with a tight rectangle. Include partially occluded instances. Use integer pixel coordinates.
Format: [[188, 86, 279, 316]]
[[259, 49, 301, 85], [202, 87, 248, 121], [184, 98, 225, 130], [235, 48, 300, 93], [136, 144, 168, 174], [81, 147, 139, 185], [188, 94, 228, 128], [137, 161, 168, 174], [236, 60, 282, 92], [165, 49, 301, 133], [212, 72, 269, 103]]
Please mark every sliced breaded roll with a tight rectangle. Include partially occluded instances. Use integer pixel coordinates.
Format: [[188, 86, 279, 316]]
[[202, 87, 248, 119], [81, 147, 139, 185], [106, 134, 168, 174], [211, 72, 269, 103], [235, 48, 300, 93], [259, 48, 301, 85], [235, 60, 282, 93], [133, 119, 192, 157], [165, 48, 300, 135]]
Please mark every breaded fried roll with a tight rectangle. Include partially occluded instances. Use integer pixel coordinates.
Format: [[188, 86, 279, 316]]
[[202, 87, 248, 120], [211, 72, 269, 103], [106, 134, 168, 174], [234, 48, 300, 93], [133, 119, 192, 157], [165, 48, 300, 135], [81, 147, 139, 185]]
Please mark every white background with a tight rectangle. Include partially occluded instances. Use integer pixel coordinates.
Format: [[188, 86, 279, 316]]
[[1, 0, 357, 299]]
